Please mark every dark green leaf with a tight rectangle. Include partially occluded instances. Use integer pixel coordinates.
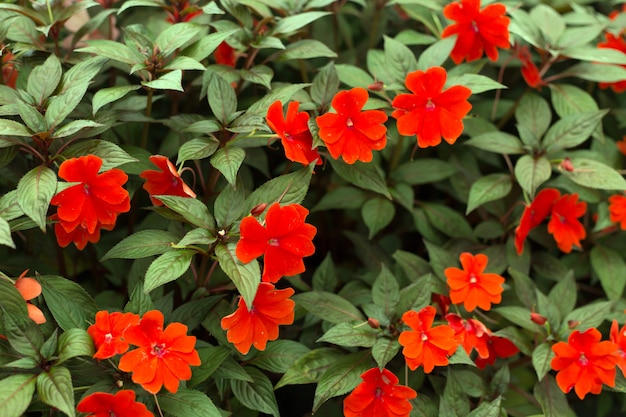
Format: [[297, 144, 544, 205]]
[[275, 348, 344, 389], [362, 197, 395, 238], [534, 374, 576, 417], [62, 139, 138, 170], [243, 164, 314, 213], [515, 93, 551, 140], [231, 367, 280, 417], [143, 249, 195, 293], [514, 155, 551, 197], [562, 158, 626, 190], [532, 342, 554, 381], [466, 174, 512, 214], [590, 246, 626, 302], [248, 340, 311, 374], [210, 146, 245, 188], [277, 40, 337, 60], [188, 345, 231, 387], [56, 329, 94, 365], [543, 111, 607, 153], [372, 265, 399, 318], [92, 85, 141, 115], [464, 132, 525, 154], [329, 158, 390, 198], [0, 374, 37, 417], [313, 350, 370, 412], [157, 196, 216, 230], [159, 388, 221, 417], [215, 243, 260, 308], [40, 275, 98, 331], [273, 11, 331, 35], [27, 54, 62, 105], [155, 22, 203, 57], [207, 73, 237, 125], [214, 179, 246, 228], [177, 138, 220, 164], [311, 62, 339, 109], [37, 367, 74, 417], [317, 322, 378, 348], [371, 337, 401, 369], [102, 229, 178, 260], [294, 291, 365, 323], [142, 70, 184, 92]]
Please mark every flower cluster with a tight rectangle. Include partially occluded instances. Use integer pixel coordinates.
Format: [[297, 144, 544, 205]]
[[515, 188, 587, 254], [140, 155, 196, 206], [597, 30, 626, 93], [77, 390, 154, 417], [51, 155, 130, 250], [87, 309, 200, 394]]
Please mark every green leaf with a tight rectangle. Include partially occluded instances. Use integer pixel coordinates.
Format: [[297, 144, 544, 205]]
[[495, 306, 541, 332], [274, 11, 330, 34], [0, 119, 31, 136], [177, 138, 220, 164], [37, 367, 75, 417], [362, 197, 395, 238], [231, 367, 280, 417], [157, 196, 216, 230], [463, 132, 525, 154], [0, 279, 28, 316], [40, 275, 98, 331], [590, 246, 626, 302], [243, 164, 314, 214], [383, 35, 418, 85], [248, 340, 310, 374], [447, 74, 506, 94], [466, 174, 512, 214], [158, 388, 221, 417], [207, 72, 237, 125], [563, 62, 626, 83], [241, 65, 274, 89], [210, 146, 245, 188], [532, 342, 554, 381], [542, 111, 607, 153], [182, 29, 239, 61], [391, 158, 457, 185], [0, 374, 37, 417], [328, 158, 390, 198], [143, 249, 195, 293], [549, 84, 600, 119], [397, 274, 437, 314], [214, 179, 246, 228], [312, 186, 368, 211], [516, 93, 551, 140], [102, 229, 178, 260], [62, 139, 138, 170], [27, 54, 62, 105], [17, 165, 56, 232], [215, 243, 261, 308], [277, 39, 337, 60], [77, 40, 140, 65], [125, 282, 154, 316], [165, 56, 206, 72], [534, 374, 575, 417], [422, 203, 473, 239], [175, 228, 216, 248], [247, 83, 310, 115], [155, 22, 203, 58], [335, 64, 375, 89], [1, 312, 43, 358], [371, 337, 400, 369], [548, 273, 577, 319], [562, 158, 626, 190], [372, 265, 399, 318], [416, 36, 456, 70], [312, 254, 338, 292], [313, 350, 371, 412], [509, 268, 538, 308], [311, 62, 339, 109], [142, 70, 184, 92], [530, 4, 564, 46], [56, 329, 94, 365], [466, 396, 501, 417], [16, 101, 48, 134], [275, 348, 344, 389], [562, 301, 613, 333], [562, 46, 626, 65], [294, 291, 365, 323], [0, 217, 15, 248], [317, 322, 378, 348], [188, 345, 231, 387], [514, 155, 551, 197], [92, 85, 141, 115]]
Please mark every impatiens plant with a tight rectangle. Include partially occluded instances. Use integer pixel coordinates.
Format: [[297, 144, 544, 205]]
[[1, 0, 626, 416]]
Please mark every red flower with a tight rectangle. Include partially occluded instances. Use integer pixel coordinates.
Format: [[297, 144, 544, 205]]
[[611, 320, 626, 375], [266, 101, 321, 166], [221, 282, 295, 355], [474, 335, 519, 369], [118, 310, 200, 394], [516, 45, 546, 89], [551, 328, 619, 399], [315, 87, 388, 164], [215, 41, 237, 67], [547, 193, 587, 253], [343, 367, 417, 417], [609, 194, 626, 230], [14, 270, 45, 324], [1, 44, 18, 89], [139, 155, 196, 206], [398, 306, 459, 373], [442, 0, 511, 64], [446, 313, 490, 359], [597, 32, 626, 93], [515, 188, 561, 254], [50, 155, 130, 248], [87, 311, 140, 360], [391, 67, 472, 148], [236, 202, 316, 283], [77, 390, 154, 417], [165, 1, 202, 23], [444, 253, 505, 312]]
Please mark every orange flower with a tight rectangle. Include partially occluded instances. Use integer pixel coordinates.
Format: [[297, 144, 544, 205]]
[[221, 282, 295, 355], [609, 194, 626, 230], [551, 328, 619, 399], [118, 310, 200, 394], [87, 310, 140, 360], [77, 390, 154, 417], [214, 41, 237, 67], [516, 45, 546, 90], [474, 335, 519, 369], [391, 67, 472, 148], [515, 187, 561, 254], [547, 193, 586, 253], [444, 253, 505, 312], [266, 101, 321, 166], [343, 367, 417, 417], [441, 0, 510, 64], [14, 270, 45, 324], [398, 306, 459, 373], [51, 155, 130, 249], [611, 320, 626, 375], [1, 44, 18, 89], [617, 136, 626, 156], [597, 32, 626, 93], [315, 87, 388, 164], [446, 313, 490, 359], [139, 155, 196, 206], [236, 202, 316, 283]]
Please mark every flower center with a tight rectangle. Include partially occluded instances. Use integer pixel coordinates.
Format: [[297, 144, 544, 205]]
[[578, 353, 589, 366], [469, 274, 478, 284], [346, 118, 354, 128], [104, 333, 113, 343], [425, 100, 435, 111], [83, 183, 90, 196], [268, 238, 279, 247], [151, 343, 167, 358], [471, 21, 479, 33], [421, 332, 428, 342], [375, 387, 383, 398]]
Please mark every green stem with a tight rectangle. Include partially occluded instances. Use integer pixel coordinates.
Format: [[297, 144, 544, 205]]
[[140, 88, 154, 149]]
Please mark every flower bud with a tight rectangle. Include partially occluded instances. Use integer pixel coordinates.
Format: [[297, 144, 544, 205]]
[[250, 203, 268, 217], [560, 158, 574, 172], [368, 81, 384, 91], [568, 320, 580, 329], [367, 318, 380, 329], [530, 312, 547, 325]]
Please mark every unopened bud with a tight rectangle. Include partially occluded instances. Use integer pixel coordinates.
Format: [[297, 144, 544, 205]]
[[560, 158, 574, 172], [530, 312, 547, 325], [367, 318, 380, 329], [568, 320, 580, 329], [368, 81, 384, 91], [250, 203, 268, 217]]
